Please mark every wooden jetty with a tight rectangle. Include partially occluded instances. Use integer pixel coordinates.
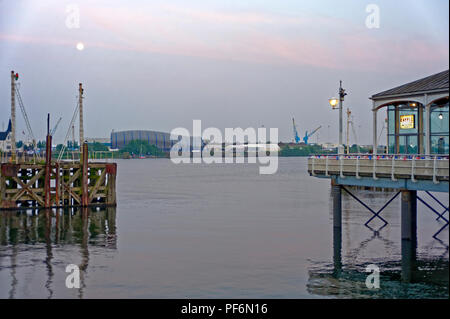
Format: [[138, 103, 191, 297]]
[[1, 72, 117, 210], [0, 144, 117, 210]]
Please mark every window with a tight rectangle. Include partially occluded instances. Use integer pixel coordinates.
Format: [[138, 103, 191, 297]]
[[386, 102, 424, 154], [430, 102, 449, 154]]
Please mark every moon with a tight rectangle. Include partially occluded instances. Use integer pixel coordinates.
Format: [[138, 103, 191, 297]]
[[76, 42, 85, 51]]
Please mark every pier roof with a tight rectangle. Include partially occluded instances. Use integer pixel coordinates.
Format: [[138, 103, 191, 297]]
[[371, 70, 449, 100]]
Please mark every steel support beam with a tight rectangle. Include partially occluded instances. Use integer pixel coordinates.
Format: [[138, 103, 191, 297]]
[[372, 103, 377, 155], [331, 180, 342, 276], [401, 190, 417, 282]]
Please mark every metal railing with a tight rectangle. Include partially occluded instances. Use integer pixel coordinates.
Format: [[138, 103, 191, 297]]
[[309, 153, 449, 184], [0, 151, 42, 164]]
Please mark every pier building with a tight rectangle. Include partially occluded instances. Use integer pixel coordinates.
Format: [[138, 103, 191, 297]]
[[308, 70, 449, 282]]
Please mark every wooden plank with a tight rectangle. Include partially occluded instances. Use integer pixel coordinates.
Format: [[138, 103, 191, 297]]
[[10, 169, 44, 201], [12, 176, 45, 206], [89, 168, 107, 202]]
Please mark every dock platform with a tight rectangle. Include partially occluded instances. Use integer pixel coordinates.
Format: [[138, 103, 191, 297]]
[[307, 153, 449, 282]]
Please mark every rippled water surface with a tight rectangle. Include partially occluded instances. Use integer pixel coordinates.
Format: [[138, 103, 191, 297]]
[[0, 158, 448, 298]]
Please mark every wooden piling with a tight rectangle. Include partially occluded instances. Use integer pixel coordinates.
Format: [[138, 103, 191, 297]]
[[81, 143, 89, 207], [1, 160, 117, 210], [44, 134, 52, 208]]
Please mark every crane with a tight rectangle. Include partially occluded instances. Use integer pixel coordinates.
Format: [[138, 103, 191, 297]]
[[15, 85, 37, 149], [50, 117, 62, 136], [58, 100, 79, 162], [292, 117, 301, 143], [303, 126, 321, 145], [350, 118, 360, 154]]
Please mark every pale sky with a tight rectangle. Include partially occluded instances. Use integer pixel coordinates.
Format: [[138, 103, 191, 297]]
[[0, 0, 449, 144]]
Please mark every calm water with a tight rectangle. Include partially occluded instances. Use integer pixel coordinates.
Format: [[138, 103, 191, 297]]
[[0, 157, 448, 298]]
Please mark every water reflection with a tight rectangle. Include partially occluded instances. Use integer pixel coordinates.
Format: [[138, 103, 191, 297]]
[[309, 188, 449, 299], [0, 207, 116, 299], [307, 258, 449, 298]]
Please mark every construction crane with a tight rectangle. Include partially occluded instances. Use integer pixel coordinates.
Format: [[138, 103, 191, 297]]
[[292, 117, 301, 143], [58, 100, 79, 162], [15, 85, 37, 149], [50, 117, 62, 136], [303, 126, 321, 145], [350, 118, 360, 154]]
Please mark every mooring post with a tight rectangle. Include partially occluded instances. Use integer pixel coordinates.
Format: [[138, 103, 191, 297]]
[[332, 179, 342, 229], [401, 190, 417, 282], [54, 162, 59, 207], [44, 114, 52, 208], [81, 143, 89, 207], [331, 179, 342, 275]]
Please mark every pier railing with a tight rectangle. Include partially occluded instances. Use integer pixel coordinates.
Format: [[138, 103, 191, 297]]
[[308, 154, 449, 183]]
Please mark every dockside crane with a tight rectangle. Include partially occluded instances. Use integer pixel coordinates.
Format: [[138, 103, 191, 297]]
[[15, 84, 37, 149], [292, 117, 301, 143], [50, 117, 62, 136], [303, 126, 321, 145]]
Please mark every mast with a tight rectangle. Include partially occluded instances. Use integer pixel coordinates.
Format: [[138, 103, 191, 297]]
[[78, 83, 84, 152], [346, 108, 351, 154], [11, 71, 16, 160]]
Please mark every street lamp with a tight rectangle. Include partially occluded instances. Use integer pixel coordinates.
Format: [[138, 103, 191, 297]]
[[329, 98, 339, 109], [329, 81, 347, 154]]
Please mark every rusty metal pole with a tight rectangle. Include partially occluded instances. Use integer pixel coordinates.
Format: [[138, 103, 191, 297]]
[[54, 162, 59, 207], [10, 71, 16, 161], [79, 83, 84, 156], [81, 142, 89, 206], [44, 114, 52, 208]]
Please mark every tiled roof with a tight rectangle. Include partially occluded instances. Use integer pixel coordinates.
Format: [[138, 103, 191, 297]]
[[372, 70, 449, 99], [0, 119, 11, 141]]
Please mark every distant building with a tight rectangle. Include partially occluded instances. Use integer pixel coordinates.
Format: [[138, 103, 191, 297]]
[[86, 137, 111, 145], [0, 120, 12, 152], [111, 130, 175, 152], [321, 142, 338, 151], [111, 130, 200, 152]]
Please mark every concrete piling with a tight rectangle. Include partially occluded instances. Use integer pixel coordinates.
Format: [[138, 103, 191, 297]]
[[401, 190, 417, 282], [332, 179, 342, 275]]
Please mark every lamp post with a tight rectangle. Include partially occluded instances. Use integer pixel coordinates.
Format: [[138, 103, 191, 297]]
[[329, 81, 347, 155]]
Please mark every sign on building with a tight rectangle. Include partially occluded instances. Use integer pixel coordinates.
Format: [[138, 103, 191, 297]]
[[400, 114, 415, 129]]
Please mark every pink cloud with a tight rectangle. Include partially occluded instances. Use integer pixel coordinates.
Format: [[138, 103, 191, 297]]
[[1, 3, 448, 72]]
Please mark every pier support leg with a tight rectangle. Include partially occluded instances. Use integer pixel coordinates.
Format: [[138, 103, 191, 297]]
[[81, 143, 89, 207], [44, 134, 52, 208], [401, 190, 417, 282], [332, 180, 342, 275]]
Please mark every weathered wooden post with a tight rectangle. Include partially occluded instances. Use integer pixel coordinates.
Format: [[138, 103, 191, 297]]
[[106, 163, 117, 206], [401, 190, 417, 282], [0, 169, 5, 209], [81, 143, 89, 207], [54, 162, 60, 207], [44, 114, 52, 208]]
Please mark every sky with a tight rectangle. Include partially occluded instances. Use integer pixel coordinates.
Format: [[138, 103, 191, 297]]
[[0, 0, 449, 145]]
